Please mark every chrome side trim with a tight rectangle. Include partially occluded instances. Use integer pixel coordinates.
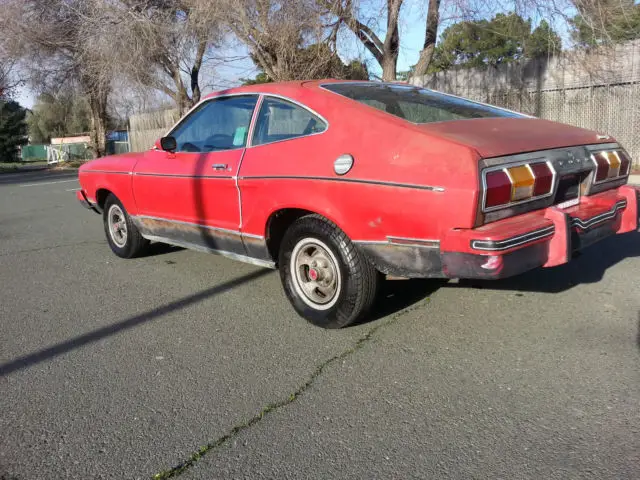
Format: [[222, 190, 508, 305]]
[[237, 94, 265, 229], [353, 237, 441, 247], [241, 232, 265, 240], [84, 170, 132, 175], [133, 172, 234, 179], [471, 226, 555, 251], [140, 234, 276, 269], [238, 175, 445, 192], [387, 236, 440, 248], [247, 94, 330, 149], [571, 200, 627, 230]]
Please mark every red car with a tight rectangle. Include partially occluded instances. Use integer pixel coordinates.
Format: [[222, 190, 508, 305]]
[[77, 80, 640, 328]]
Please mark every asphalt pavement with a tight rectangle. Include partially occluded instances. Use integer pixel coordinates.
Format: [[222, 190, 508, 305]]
[[1, 170, 639, 480]]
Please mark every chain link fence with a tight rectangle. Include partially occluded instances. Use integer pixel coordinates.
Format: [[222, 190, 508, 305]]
[[414, 40, 640, 166]]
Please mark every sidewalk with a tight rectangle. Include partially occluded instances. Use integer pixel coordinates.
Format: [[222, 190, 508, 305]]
[[629, 174, 640, 185]]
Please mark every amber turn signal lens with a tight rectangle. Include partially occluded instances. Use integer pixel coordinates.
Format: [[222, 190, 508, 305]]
[[507, 165, 535, 201], [605, 151, 621, 178]]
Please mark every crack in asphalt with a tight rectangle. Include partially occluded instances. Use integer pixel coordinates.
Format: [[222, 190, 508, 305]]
[[152, 298, 431, 480], [0, 241, 105, 257]]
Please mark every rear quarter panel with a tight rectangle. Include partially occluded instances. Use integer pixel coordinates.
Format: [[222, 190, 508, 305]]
[[238, 89, 480, 242]]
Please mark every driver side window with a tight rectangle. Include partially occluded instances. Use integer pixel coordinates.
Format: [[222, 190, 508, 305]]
[[170, 95, 258, 153]]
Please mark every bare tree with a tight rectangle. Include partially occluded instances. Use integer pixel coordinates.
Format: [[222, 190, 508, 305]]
[[0, 0, 112, 157], [217, 0, 354, 81], [411, 0, 441, 78], [318, 0, 403, 81], [84, 0, 224, 114]]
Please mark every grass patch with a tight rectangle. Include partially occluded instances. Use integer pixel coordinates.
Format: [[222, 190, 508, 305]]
[[0, 161, 48, 173]]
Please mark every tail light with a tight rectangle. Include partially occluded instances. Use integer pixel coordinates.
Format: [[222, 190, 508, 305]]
[[483, 161, 554, 211], [591, 149, 631, 184]]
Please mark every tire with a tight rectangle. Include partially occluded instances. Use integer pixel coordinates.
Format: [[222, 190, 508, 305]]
[[279, 214, 380, 328], [103, 193, 149, 258]]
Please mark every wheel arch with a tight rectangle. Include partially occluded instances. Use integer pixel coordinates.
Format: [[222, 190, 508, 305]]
[[264, 207, 349, 263], [95, 188, 113, 211]]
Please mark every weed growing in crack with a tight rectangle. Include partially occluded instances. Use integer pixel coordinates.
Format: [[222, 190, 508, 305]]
[[152, 298, 430, 479]]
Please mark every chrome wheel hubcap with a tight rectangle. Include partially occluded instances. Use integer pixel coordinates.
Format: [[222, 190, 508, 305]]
[[108, 204, 128, 247], [291, 238, 341, 310]]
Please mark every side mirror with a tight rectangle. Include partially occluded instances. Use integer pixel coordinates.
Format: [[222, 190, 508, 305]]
[[160, 136, 177, 152]]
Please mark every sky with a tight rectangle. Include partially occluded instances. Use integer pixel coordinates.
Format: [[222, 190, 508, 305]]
[[14, 0, 578, 110]]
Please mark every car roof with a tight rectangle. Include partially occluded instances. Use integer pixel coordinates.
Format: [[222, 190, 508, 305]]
[[201, 79, 414, 99]]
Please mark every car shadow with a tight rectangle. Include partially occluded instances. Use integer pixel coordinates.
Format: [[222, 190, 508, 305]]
[[637, 312, 640, 352], [0, 269, 272, 377], [352, 230, 640, 327], [353, 277, 446, 326], [139, 242, 185, 258]]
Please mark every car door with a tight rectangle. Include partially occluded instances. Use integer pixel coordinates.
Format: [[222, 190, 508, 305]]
[[132, 94, 259, 252], [237, 95, 331, 244]]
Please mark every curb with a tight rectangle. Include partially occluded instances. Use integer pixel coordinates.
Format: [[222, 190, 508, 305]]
[[0, 166, 49, 174]]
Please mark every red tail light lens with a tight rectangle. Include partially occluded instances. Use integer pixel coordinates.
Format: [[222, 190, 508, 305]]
[[592, 149, 631, 183], [483, 161, 555, 211], [593, 152, 609, 181], [617, 150, 631, 176], [485, 170, 512, 208], [530, 162, 553, 196]]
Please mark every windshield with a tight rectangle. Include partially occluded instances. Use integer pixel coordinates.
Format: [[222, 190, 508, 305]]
[[322, 82, 525, 124]]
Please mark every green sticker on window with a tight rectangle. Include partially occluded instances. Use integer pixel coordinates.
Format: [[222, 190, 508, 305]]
[[233, 126, 248, 147]]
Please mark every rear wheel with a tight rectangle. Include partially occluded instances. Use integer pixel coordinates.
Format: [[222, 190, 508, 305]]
[[103, 194, 149, 258], [279, 215, 380, 328]]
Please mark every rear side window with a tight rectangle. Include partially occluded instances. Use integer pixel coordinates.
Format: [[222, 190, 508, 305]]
[[323, 82, 524, 124], [252, 97, 327, 146]]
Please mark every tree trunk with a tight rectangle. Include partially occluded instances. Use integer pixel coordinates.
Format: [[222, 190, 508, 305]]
[[411, 0, 440, 79], [88, 93, 108, 158], [190, 36, 207, 106], [381, 0, 402, 82]]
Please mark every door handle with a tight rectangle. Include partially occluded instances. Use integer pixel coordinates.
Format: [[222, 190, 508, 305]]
[[212, 163, 228, 171]]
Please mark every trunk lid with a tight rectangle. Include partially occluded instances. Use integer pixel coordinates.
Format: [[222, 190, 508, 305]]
[[417, 117, 611, 158]]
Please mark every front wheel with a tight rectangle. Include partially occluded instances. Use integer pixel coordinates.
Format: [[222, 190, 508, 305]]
[[279, 215, 380, 328], [103, 194, 149, 258]]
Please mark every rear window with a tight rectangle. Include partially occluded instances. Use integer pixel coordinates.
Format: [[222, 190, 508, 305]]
[[322, 82, 524, 124]]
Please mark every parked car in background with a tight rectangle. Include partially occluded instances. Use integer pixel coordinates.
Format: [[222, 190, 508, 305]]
[[76, 80, 640, 328]]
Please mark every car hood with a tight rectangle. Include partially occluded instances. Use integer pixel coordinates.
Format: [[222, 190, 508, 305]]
[[80, 152, 148, 173], [417, 117, 611, 158]]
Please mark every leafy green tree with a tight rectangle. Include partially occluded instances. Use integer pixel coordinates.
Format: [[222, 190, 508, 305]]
[[27, 90, 91, 144], [526, 20, 562, 58], [429, 13, 562, 73], [0, 100, 28, 162], [241, 72, 273, 86], [242, 43, 368, 84], [570, 0, 640, 46]]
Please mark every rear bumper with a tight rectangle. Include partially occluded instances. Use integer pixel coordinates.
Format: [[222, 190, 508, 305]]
[[359, 185, 640, 280], [442, 185, 639, 279], [76, 189, 101, 214]]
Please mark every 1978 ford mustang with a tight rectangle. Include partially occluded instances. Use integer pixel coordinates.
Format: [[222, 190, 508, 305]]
[[77, 80, 640, 328]]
